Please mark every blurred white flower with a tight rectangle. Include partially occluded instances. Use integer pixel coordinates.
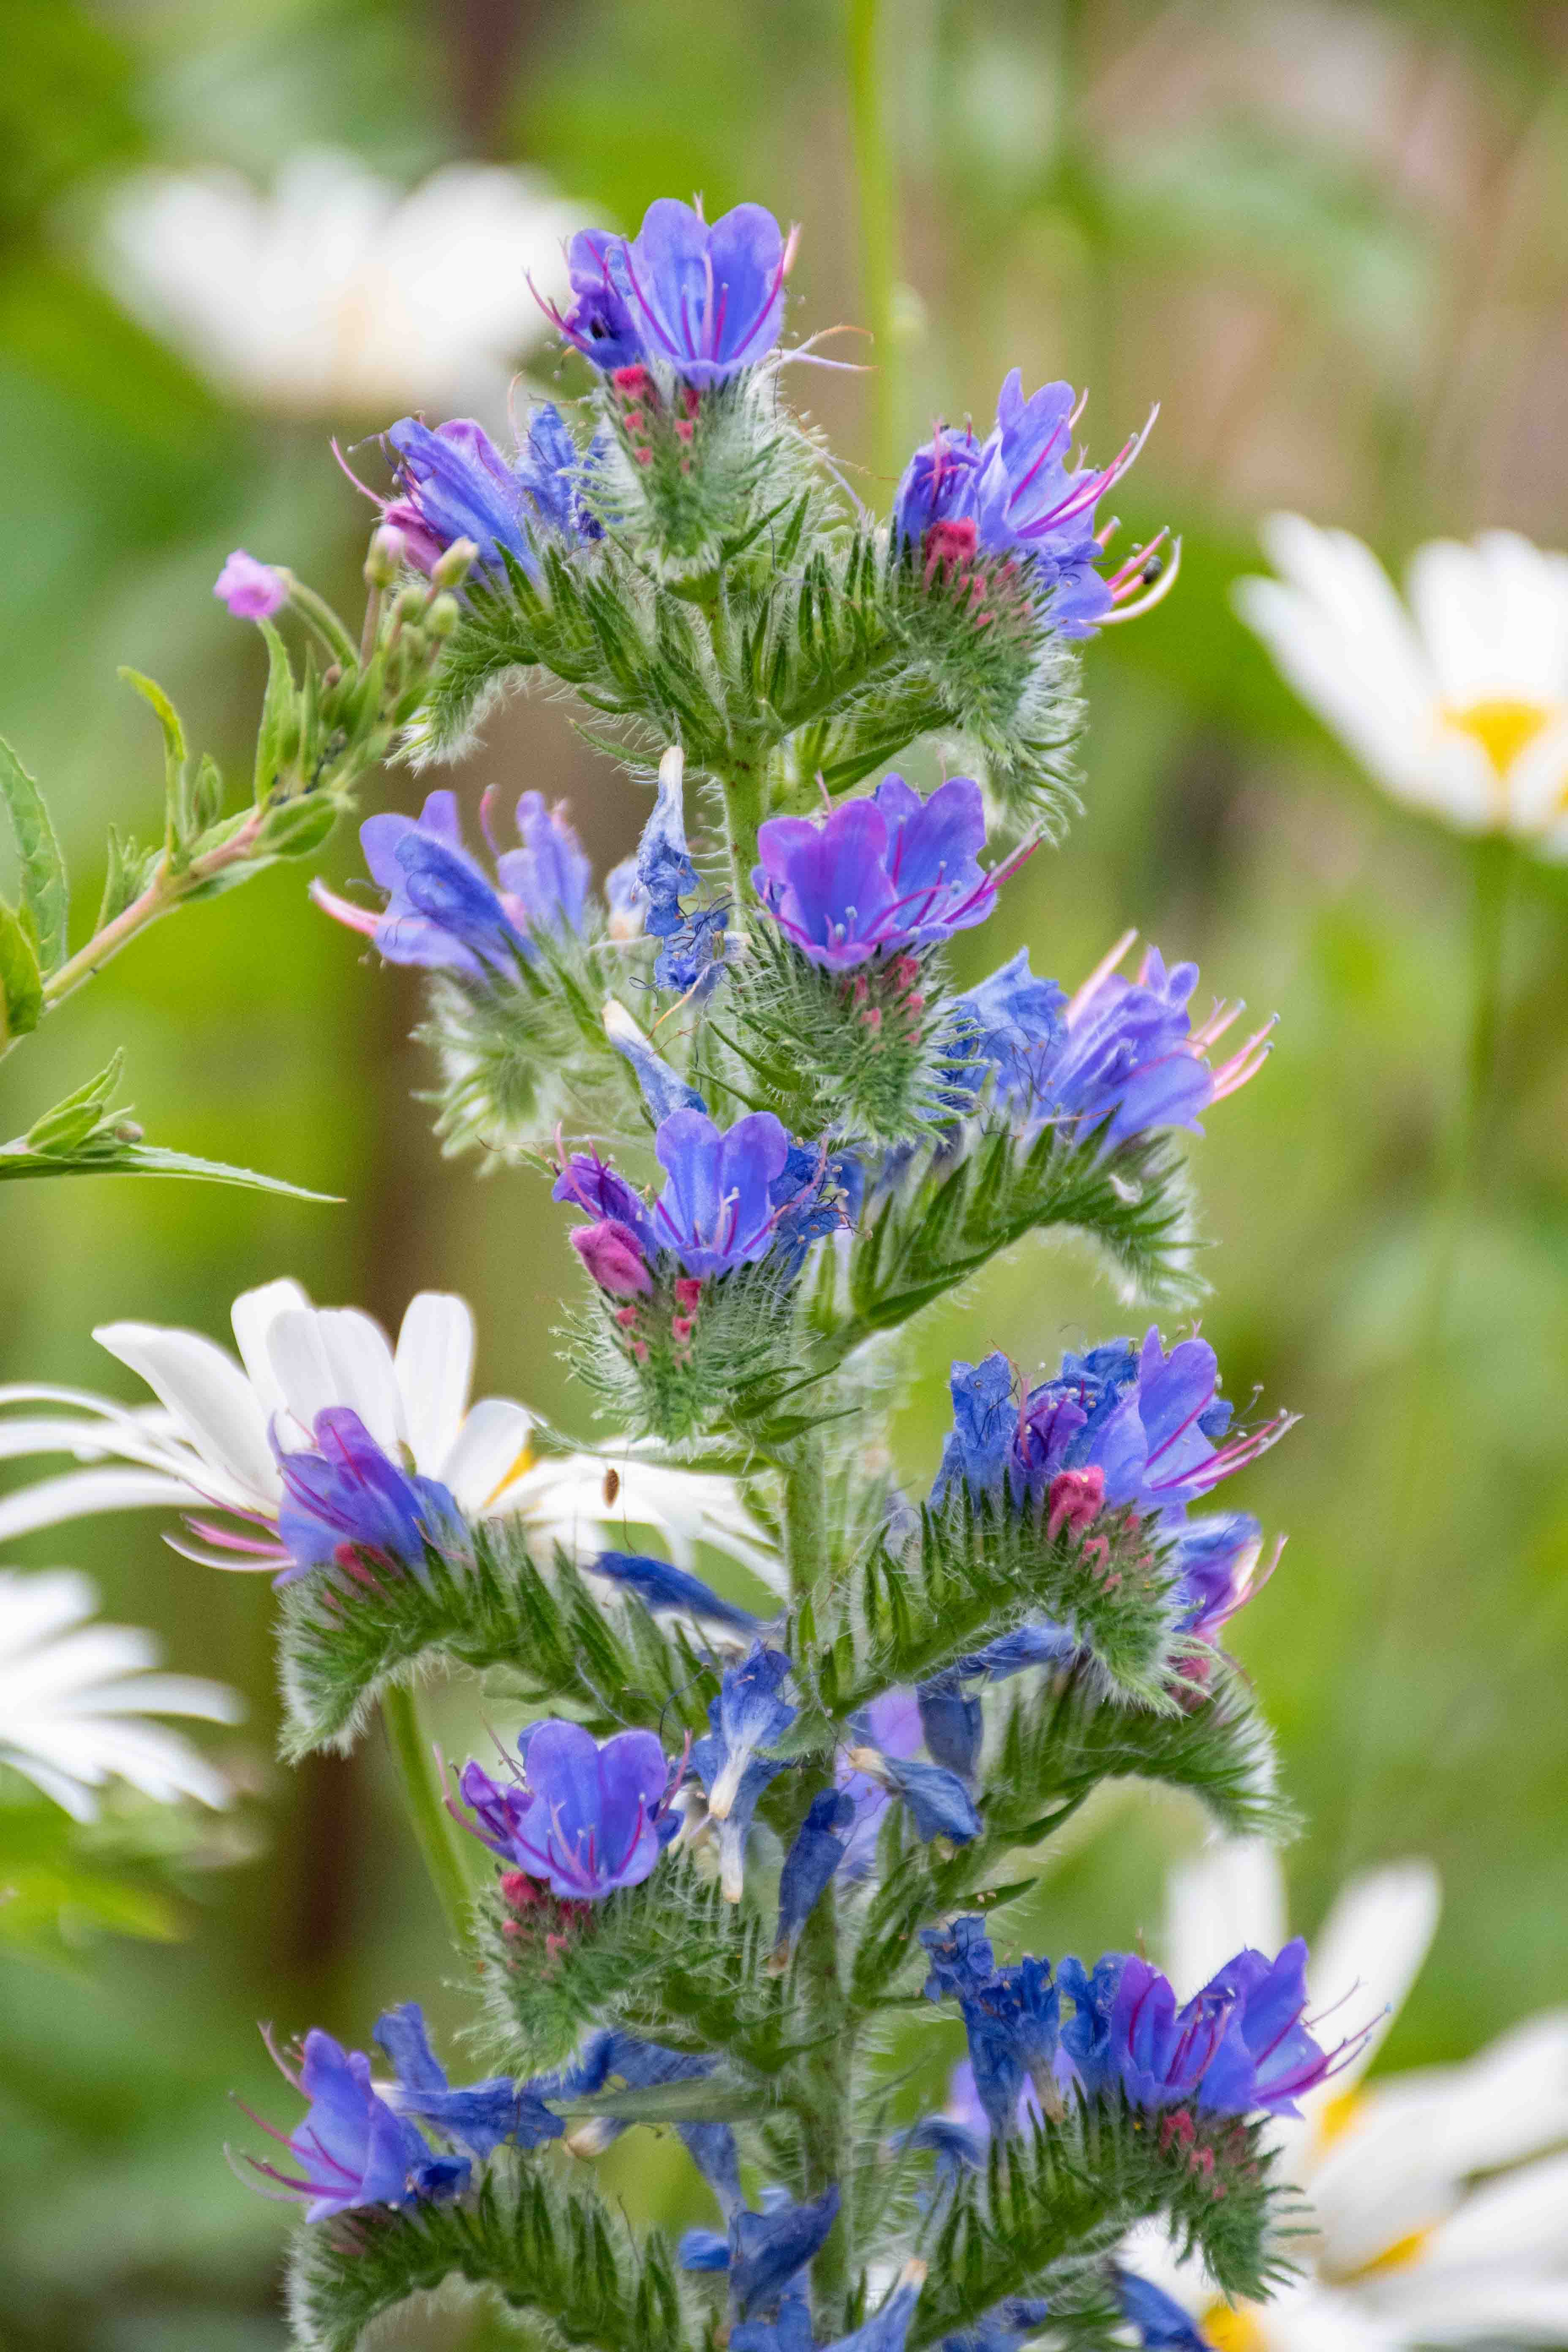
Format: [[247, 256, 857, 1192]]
[[97, 147, 580, 419], [1124, 1840, 1568, 2348], [0, 1279, 778, 1591], [0, 1567, 240, 1820], [1235, 517, 1568, 855]]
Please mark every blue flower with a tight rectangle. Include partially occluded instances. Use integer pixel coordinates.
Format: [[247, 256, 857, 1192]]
[[733, 2281, 816, 2352], [373, 2004, 561, 2157], [378, 409, 595, 580], [731, 2186, 841, 2316], [603, 1000, 708, 1124], [822, 2260, 926, 2352], [944, 949, 1067, 1119], [774, 1789, 855, 1955], [550, 229, 646, 371], [618, 199, 796, 386], [245, 2027, 467, 2222], [705, 1644, 796, 1818], [948, 1623, 1078, 1682], [753, 776, 1022, 972], [590, 1549, 762, 1636], [1060, 1941, 1364, 2118], [274, 1406, 462, 1585], [456, 1718, 672, 1900], [891, 425, 985, 547], [1113, 2271, 1213, 2349], [314, 788, 603, 983], [634, 752, 729, 996], [915, 1674, 984, 1780], [836, 1687, 923, 1875], [934, 1333, 1292, 1527], [845, 1746, 980, 1846], [922, 1920, 1062, 2140]]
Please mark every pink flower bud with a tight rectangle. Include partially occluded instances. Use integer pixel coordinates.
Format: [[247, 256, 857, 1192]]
[[674, 1277, 704, 1310], [1046, 1464, 1106, 1543], [213, 549, 288, 619], [571, 1218, 653, 1297]]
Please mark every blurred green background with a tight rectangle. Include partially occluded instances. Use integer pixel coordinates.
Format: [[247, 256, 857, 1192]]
[[3, 0, 1568, 2341]]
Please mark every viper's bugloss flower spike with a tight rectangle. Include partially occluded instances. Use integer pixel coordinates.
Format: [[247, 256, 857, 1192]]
[[455, 1718, 672, 1898], [373, 2004, 561, 2156], [895, 370, 1161, 639], [773, 1788, 855, 1958], [242, 2026, 467, 2221], [214, 547, 288, 618], [1113, 2270, 1214, 2350], [844, 1745, 980, 1846], [590, 1547, 762, 1635], [934, 1331, 1294, 1524], [273, 1405, 464, 1585], [1059, 1939, 1371, 2118], [752, 775, 1022, 971]]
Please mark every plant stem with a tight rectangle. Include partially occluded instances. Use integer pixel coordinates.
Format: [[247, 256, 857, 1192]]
[[41, 812, 267, 1011], [845, 0, 903, 493], [718, 748, 769, 912], [380, 1683, 474, 1952]]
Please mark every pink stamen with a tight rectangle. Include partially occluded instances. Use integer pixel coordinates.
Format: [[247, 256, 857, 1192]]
[[1067, 929, 1138, 1026]]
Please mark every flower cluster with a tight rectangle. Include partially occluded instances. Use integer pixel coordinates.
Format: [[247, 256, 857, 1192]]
[[357, 404, 602, 583], [455, 1717, 677, 1900], [544, 199, 797, 389], [893, 370, 1174, 637]]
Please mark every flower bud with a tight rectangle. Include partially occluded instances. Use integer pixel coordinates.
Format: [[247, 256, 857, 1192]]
[[571, 1218, 653, 1298], [432, 536, 478, 590], [364, 524, 406, 588], [427, 592, 461, 638]]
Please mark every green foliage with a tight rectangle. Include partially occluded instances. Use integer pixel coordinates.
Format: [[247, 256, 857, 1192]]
[[804, 1124, 1199, 1370], [811, 1492, 1185, 1717], [287, 2159, 691, 2352], [474, 1857, 797, 2079], [276, 1525, 720, 1759], [561, 1255, 813, 1444], [721, 926, 964, 1144], [0, 893, 43, 1040], [422, 934, 643, 1162], [0, 1051, 338, 1192], [905, 2097, 1297, 2347], [0, 735, 68, 973]]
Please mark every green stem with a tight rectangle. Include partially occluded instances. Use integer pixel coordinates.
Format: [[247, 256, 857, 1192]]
[[845, 0, 903, 493], [41, 811, 267, 1012], [380, 1683, 474, 1951], [719, 749, 769, 912], [285, 576, 360, 670]]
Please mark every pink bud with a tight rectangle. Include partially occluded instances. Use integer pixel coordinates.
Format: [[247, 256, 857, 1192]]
[[572, 1218, 653, 1297], [213, 549, 288, 619], [672, 1314, 695, 1342], [674, 1277, 704, 1310], [1046, 1464, 1106, 1543]]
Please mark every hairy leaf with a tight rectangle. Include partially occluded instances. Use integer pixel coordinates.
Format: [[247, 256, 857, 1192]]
[[0, 737, 68, 974]]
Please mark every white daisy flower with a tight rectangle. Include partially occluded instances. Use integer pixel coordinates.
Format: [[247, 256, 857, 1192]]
[[0, 1280, 779, 1595], [1234, 517, 1568, 855], [1122, 1839, 1568, 2348], [0, 1567, 240, 1821], [96, 146, 581, 421]]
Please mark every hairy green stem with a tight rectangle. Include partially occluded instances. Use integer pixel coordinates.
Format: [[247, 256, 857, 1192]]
[[845, 0, 903, 492], [380, 1683, 474, 1951], [41, 811, 267, 1010], [718, 749, 769, 912]]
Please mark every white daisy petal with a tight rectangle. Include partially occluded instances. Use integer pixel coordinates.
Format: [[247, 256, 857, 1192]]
[[229, 1278, 313, 1423], [1413, 2147, 1568, 2274], [1297, 1859, 1440, 2114], [264, 1304, 404, 1456], [394, 1293, 476, 1477], [1165, 1838, 1288, 1992], [92, 1323, 277, 1504], [441, 1396, 536, 1516], [0, 1467, 210, 1544]]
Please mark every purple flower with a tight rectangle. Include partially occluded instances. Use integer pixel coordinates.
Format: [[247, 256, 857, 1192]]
[[604, 1000, 707, 1124], [1114, 2271, 1213, 2350], [753, 776, 1021, 972], [376, 409, 593, 580], [557, 1109, 838, 1288], [948, 1623, 1079, 1682], [313, 788, 597, 982], [373, 2004, 561, 2157], [542, 2030, 742, 2213], [274, 1406, 462, 1585], [456, 1718, 672, 1900], [633, 750, 729, 997], [915, 1674, 984, 1779], [944, 949, 1067, 1119], [549, 229, 647, 372], [1060, 1941, 1364, 2119], [836, 1686, 923, 1875], [214, 549, 287, 619], [620, 199, 796, 386], [244, 2027, 466, 2222], [1172, 1512, 1279, 1651], [705, 1644, 796, 1818], [570, 1219, 655, 1297], [934, 1333, 1293, 1527], [894, 372, 1172, 638], [730, 2186, 841, 2316], [1039, 937, 1274, 1150], [943, 2299, 1054, 2352]]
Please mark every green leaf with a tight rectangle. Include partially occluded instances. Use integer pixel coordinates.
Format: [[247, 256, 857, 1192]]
[[0, 1132, 338, 1194], [287, 2161, 691, 2352], [118, 665, 187, 853], [253, 617, 300, 803], [0, 897, 44, 1041], [23, 1051, 124, 1154], [547, 2073, 759, 2126], [0, 737, 68, 972]]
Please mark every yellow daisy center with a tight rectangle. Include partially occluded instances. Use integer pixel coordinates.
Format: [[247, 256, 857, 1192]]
[[1200, 2301, 1268, 2351], [1313, 2085, 1362, 2148], [1340, 2227, 1432, 2282], [1442, 695, 1561, 779], [481, 1438, 536, 1512]]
